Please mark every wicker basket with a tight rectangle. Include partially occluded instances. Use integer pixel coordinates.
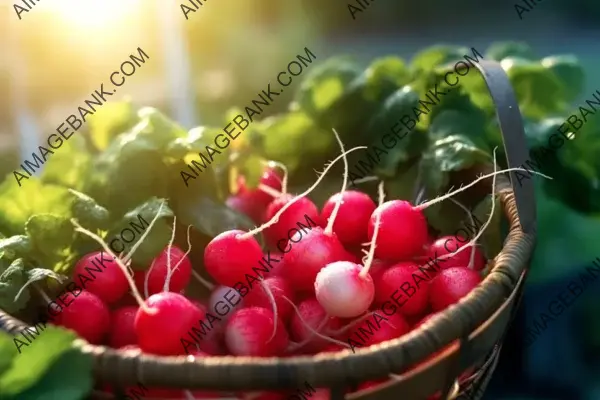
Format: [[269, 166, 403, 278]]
[[0, 60, 537, 400]]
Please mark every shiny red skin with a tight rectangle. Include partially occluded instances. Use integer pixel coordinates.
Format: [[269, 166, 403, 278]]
[[224, 307, 289, 357], [262, 194, 320, 249], [53, 290, 110, 344], [72, 251, 129, 304], [429, 267, 482, 312], [109, 306, 139, 348], [243, 276, 295, 322], [289, 297, 342, 354], [319, 190, 376, 246], [145, 246, 192, 295], [134, 292, 205, 356], [373, 261, 429, 316], [428, 236, 486, 271], [204, 229, 263, 287]]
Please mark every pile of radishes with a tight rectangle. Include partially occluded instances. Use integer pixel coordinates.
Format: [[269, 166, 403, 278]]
[[47, 131, 543, 399]]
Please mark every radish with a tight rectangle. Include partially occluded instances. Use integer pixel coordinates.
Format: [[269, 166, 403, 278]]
[[243, 276, 295, 322], [144, 244, 192, 296], [429, 267, 482, 312], [288, 297, 342, 353], [412, 312, 438, 329], [373, 261, 429, 317], [224, 307, 289, 357], [428, 235, 486, 271], [319, 190, 376, 247], [314, 181, 386, 319], [53, 290, 110, 345], [226, 166, 283, 223], [204, 229, 264, 287], [135, 291, 206, 355], [262, 193, 320, 248], [72, 251, 129, 304], [108, 306, 138, 349], [204, 142, 367, 289], [208, 285, 243, 322]]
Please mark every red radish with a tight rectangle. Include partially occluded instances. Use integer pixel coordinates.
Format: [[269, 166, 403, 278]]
[[319, 344, 346, 353], [135, 292, 205, 355], [283, 227, 351, 293], [144, 245, 192, 295], [320, 190, 376, 246], [373, 261, 429, 317], [262, 193, 320, 248], [224, 307, 289, 357], [367, 200, 429, 261], [314, 181, 387, 319], [428, 236, 486, 271], [315, 261, 374, 318], [266, 252, 286, 277], [244, 277, 295, 322], [227, 167, 283, 223], [204, 229, 264, 287], [109, 306, 138, 349], [53, 290, 110, 344], [368, 259, 392, 282], [429, 267, 482, 312], [72, 251, 129, 304], [288, 297, 342, 353]]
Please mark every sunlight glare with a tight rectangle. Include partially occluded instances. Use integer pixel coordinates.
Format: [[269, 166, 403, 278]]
[[50, 0, 141, 29]]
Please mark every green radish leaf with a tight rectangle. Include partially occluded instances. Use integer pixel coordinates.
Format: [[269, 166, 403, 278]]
[[410, 45, 471, 73], [40, 135, 92, 192], [87, 99, 137, 151], [0, 259, 30, 314], [106, 197, 174, 267], [68, 189, 111, 231], [0, 180, 72, 238], [541, 54, 585, 103], [25, 214, 75, 269], [420, 134, 492, 194], [366, 56, 411, 89], [0, 327, 91, 398], [485, 41, 537, 61], [0, 236, 31, 261]]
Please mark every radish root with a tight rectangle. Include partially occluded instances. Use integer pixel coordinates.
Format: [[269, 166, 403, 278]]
[[264, 160, 289, 195], [239, 145, 367, 240], [415, 160, 551, 211], [257, 183, 282, 198], [163, 216, 177, 291], [71, 219, 155, 314], [259, 279, 279, 343], [144, 258, 156, 299], [192, 270, 215, 291], [360, 181, 385, 278], [282, 295, 351, 349], [449, 198, 478, 269], [164, 224, 194, 292], [286, 315, 330, 353], [325, 128, 348, 236], [351, 176, 378, 185], [122, 201, 167, 264]]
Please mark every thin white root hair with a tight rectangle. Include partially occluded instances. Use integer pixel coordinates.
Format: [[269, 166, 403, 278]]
[[163, 216, 178, 292], [72, 219, 154, 314], [286, 316, 330, 353], [325, 311, 378, 336], [449, 198, 477, 269], [257, 183, 282, 198], [351, 176, 379, 185], [282, 295, 351, 349], [260, 280, 279, 343], [427, 148, 499, 266], [239, 146, 367, 239], [360, 181, 385, 278], [192, 270, 215, 291], [122, 201, 167, 264], [415, 157, 552, 211], [164, 225, 194, 292], [144, 258, 156, 299], [33, 285, 55, 309], [264, 160, 289, 195], [325, 128, 348, 235]]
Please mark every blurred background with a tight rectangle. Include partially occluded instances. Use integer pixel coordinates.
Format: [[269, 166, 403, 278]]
[[2, 0, 600, 398]]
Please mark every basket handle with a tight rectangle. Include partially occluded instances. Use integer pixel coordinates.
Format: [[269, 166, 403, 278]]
[[473, 60, 536, 234]]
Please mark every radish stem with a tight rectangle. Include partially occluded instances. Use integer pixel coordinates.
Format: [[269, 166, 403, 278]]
[[122, 201, 167, 264], [360, 181, 385, 278], [324, 128, 348, 236]]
